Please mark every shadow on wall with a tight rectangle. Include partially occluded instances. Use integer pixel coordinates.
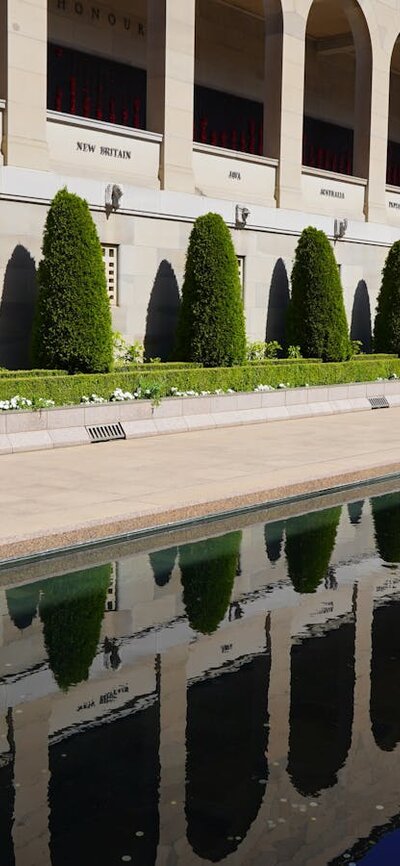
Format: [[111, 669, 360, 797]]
[[144, 259, 180, 361], [350, 279, 372, 353], [0, 245, 37, 369], [265, 258, 290, 345]]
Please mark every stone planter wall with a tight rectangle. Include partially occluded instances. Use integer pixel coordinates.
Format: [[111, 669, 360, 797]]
[[1, 379, 399, 455]]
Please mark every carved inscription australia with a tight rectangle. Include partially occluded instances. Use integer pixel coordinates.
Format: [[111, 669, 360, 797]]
[[320, 188, 345, 200], [76, 141, 131, 159]]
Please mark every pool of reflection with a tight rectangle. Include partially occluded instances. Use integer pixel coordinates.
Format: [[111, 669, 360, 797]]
[[2, 487, 400, 865]]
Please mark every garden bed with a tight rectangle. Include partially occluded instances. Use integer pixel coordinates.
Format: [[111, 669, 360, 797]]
[[1, 379, 400, 455]]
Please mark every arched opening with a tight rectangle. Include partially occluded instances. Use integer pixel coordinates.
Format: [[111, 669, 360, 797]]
[[288, 617, 355, 796], [194, 0, 283, 158], [47, 1, 148, 131], [0, 712, 15, 866], [49, 689, 160, 866], [186, 628, 271, 861], [387, 37, 400, 186], [303, 0, 372, 178], [371, 598, 400, 752]]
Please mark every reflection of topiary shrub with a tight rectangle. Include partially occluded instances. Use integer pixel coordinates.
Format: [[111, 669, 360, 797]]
[[285, 507, 341, 593], [347, 500, 364, 526], [264, 520, 284, 564], [149, 546, 177, 587], [374, 241, 400, 353], [174, 213, 246, 367], [31, 188, 112, 373], [6, 583, 41, 631], [372, 493, 400, 563], [180, 532, 241, 635], [39, 565, 111, 691], [286, 227, 350, 361]]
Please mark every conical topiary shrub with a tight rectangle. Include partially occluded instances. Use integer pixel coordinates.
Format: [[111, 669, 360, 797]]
[[374, 241, 400, 353], [180, 532, 241, 635], [285, 507, 341, 594], [39, 564, 111, 691], [31, 188, 112, 373], [174, 213, 246, 366], [286, 227, 350, 361]]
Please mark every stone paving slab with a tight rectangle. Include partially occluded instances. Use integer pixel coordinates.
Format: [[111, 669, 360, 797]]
[[1, 407, 400, 563]]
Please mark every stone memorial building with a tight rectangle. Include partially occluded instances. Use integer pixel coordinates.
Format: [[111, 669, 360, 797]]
[[1, 0, 400, 365]]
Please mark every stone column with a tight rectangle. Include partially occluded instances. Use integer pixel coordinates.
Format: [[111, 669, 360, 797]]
[[263, 0, 283, 161], [2, 0, 48, 170], [275, 8, 307, 210], [147, 0, 195, 194], [156, 644, 189, 866], [12, 697, 51, 866], [364, 48, 391, 223]]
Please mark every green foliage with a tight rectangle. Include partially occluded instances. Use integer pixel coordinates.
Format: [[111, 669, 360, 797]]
[[113, 332, 144, 366], [1, 359, 400, 406], [287, 227, 351, 362], [180, 532, 241, 634], [246, 341, 268, 361], [39, 564, 111, 691], [374, 241, 400, 353], [285, 507, 341, 593], [350, 340, 363, 357], [264, 340, 282, 359], [247, 341, 282, 361], [174, 213, 246, 367], [31, 188, 113, 374], [371, 493, 400, 563], [287, 345, 303, 359]]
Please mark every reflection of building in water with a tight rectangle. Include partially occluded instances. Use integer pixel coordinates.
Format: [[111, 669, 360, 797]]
[[2, 495, 400, 863], [105, 563, 118, 611]]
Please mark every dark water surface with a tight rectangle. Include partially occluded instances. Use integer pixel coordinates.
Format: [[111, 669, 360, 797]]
[[2, 486, 400, 865]]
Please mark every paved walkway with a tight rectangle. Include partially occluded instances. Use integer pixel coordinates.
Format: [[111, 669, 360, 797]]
[[1, 407, 400, 561]]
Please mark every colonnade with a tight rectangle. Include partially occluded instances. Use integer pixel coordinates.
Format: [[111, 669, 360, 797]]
[[1, 1, 400, 223]]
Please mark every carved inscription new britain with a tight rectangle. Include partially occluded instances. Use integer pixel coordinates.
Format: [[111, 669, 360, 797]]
[[76, 141, 131, 159]]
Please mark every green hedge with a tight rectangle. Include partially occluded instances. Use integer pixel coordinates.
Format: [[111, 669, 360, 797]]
[[0, 359, 400, 406], [0, 369, 64, 378], [123, 361, 202, 370], [248, 358, 321, 365]]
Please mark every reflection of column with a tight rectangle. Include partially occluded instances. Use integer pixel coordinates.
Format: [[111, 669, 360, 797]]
[[156, 645, 189, 866], [351, 579, 375, 751], [12, 698, 51, 866], [275, 9, 306, 210], [147, 0, 195, 193], [2, 0, 48, 169], [267, 607, 293, 764], [0, 711, 8, 751]]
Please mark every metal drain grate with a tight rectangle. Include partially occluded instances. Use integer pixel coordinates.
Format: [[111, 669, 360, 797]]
[[87, 422, 126, 443], [368, 396, 390, 410]]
